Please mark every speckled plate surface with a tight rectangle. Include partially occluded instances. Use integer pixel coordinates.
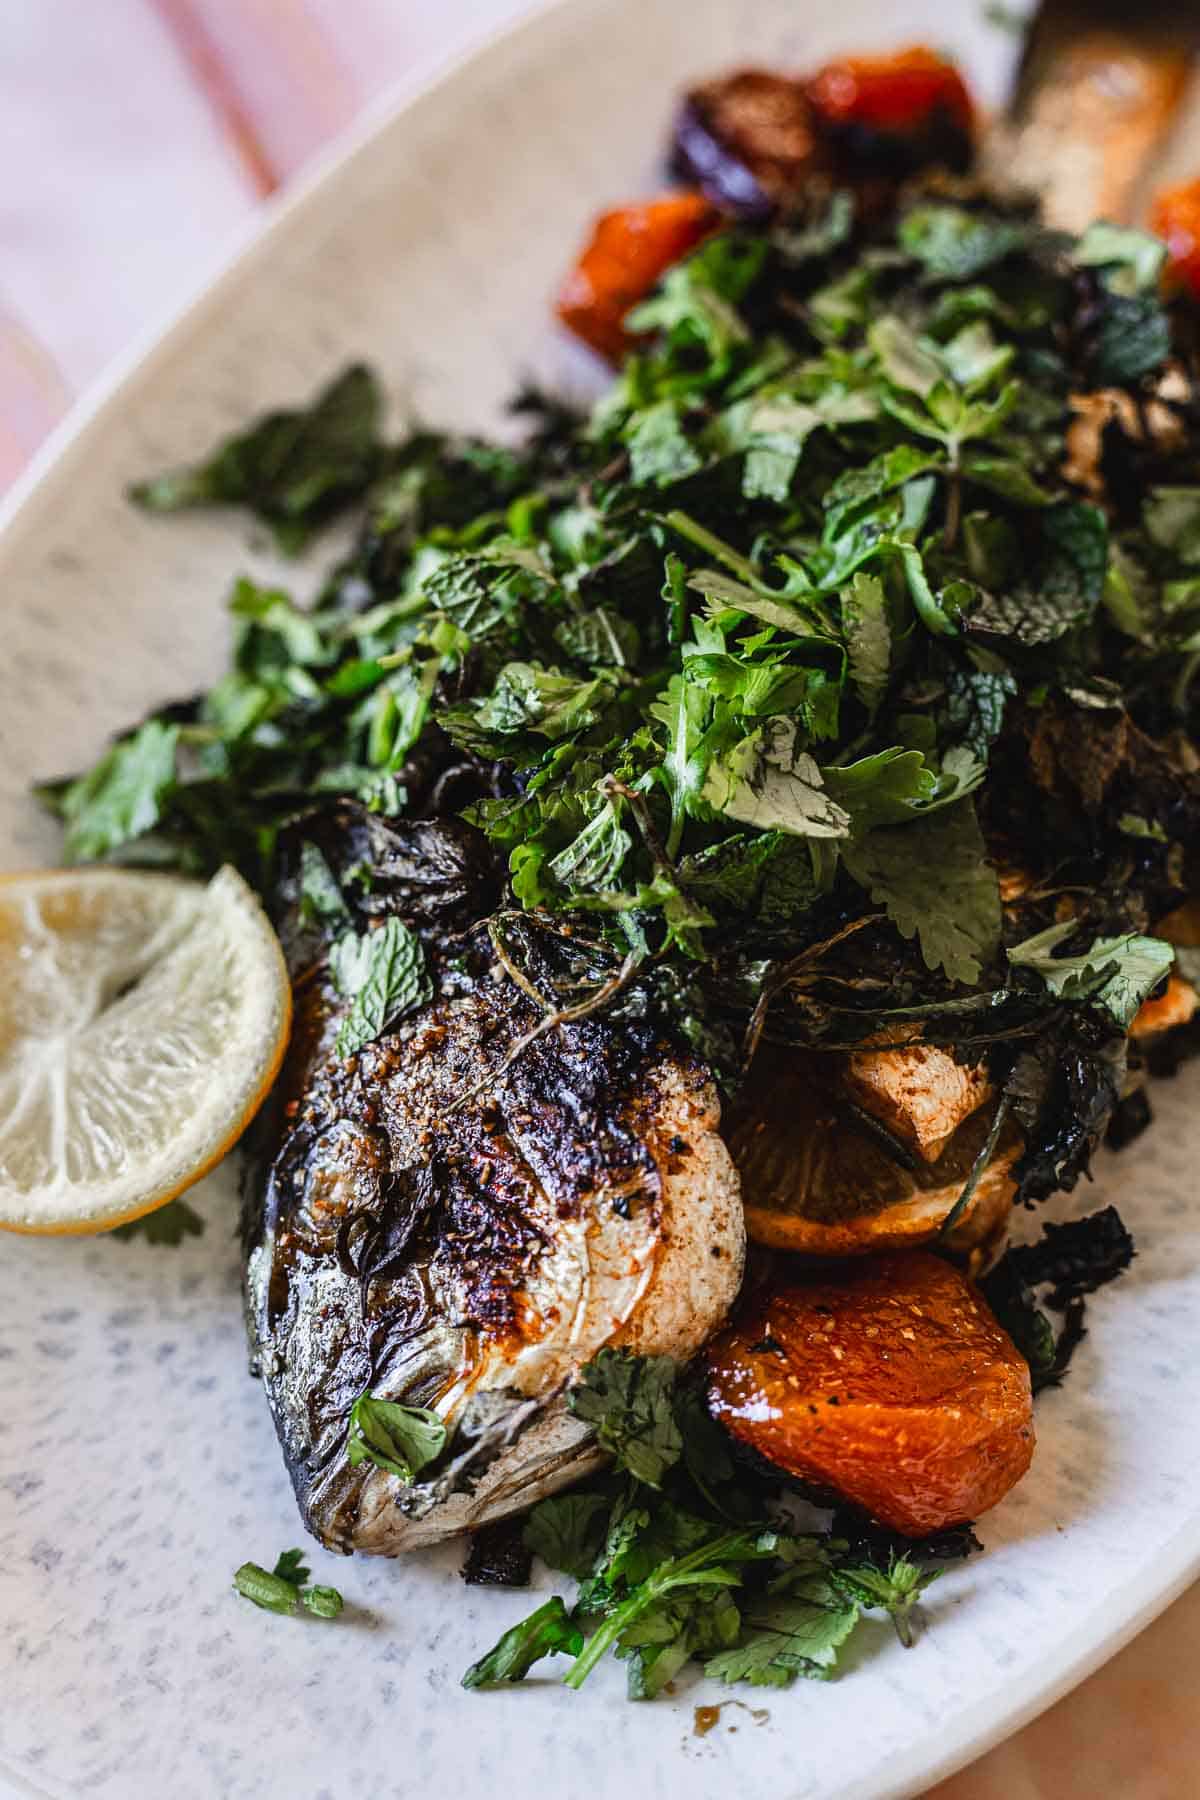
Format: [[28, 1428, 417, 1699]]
[[1, 3, 1198, 1796]]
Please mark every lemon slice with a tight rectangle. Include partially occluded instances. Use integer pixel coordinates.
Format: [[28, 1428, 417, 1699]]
[[0, 865, 291, 1234]]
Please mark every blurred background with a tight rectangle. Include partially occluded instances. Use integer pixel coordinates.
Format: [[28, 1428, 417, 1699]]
[[0, 0, 535, 488], [1, 1, 1197, 1793]]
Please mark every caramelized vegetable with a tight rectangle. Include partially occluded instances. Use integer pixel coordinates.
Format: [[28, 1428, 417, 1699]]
[[843, 1040, 992, 1165], [555, 192, 718, 360], [671, 70, 824, 219], [1152, 180, 1200, 299], [728, 1044, 1018, 1260], [707, 1253, 1035, 1535], [1130, 973, 1198, 1038], [806, 46, 974, 175]]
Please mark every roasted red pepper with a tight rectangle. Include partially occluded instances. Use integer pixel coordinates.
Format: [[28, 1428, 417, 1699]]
[[1151, 178, 1200, 299], [806, 45, 974, 179], [707, 1253, 1035, 1537], [807, 45, 973, 135], [555, 192, 719, 361]]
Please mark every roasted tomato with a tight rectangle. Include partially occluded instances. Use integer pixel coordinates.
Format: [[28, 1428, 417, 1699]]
[[707, 1253, 1034, 1536], [806, 45, 974, 176], [1152, 180, 1200, 299], [555, 192, 719, 360], [671, 69, 825, 219]]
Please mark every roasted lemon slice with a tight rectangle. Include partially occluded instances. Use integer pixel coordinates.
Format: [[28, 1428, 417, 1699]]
[[0, 865, 290, 1234]]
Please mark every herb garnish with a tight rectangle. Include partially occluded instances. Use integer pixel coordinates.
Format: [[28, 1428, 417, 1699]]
[[233, 1548, 344, 1619], [45, 184, 1197, 1186], [462, 1350, 948, 1698], [112, 1197, 205, 1245], [346, 1389, 447, 1481]]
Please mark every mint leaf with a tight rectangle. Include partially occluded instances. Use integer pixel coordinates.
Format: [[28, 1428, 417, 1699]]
[[1073, 222, 1166, 296], [57, 720, 179, 862], [331, 917, 433, 1058], [130, 364, 383, 552], [298, 841, 350, 928], [831, 1556, 940, 1649], [346, 1389, 447, 1482], [899, 204, 1027, 280]]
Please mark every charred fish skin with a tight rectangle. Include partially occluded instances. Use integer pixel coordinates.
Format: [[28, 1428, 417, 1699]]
[[243, 814, 744, 1555]]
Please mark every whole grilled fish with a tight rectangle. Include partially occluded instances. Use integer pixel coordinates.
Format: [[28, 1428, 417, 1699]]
[[243, 805, 743, 1554]]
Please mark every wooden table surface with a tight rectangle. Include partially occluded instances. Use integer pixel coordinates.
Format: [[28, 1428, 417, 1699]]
[[2, 3, 1197, 1793]]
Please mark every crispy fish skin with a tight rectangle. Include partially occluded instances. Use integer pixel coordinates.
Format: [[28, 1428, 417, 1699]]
[[244, 845, 743, 1556]]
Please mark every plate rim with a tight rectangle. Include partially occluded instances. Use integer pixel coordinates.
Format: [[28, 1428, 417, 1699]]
[[1, 1, 1197, 1793]]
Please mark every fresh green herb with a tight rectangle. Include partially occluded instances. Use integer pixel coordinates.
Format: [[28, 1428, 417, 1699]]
[[346, 1389, 447, 1481], [112, 1197, 205, 1245], [464, 1352, 952, 1699], [233, 1548, 345, 1619], [130, 364, 384, 552], [331, 916, 433, 1058], [1009, 924, 1175, 1029], [46, 177, 1200, 1237]]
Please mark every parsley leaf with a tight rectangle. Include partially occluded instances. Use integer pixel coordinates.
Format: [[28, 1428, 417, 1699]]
[[842, 801, 1001, 984]]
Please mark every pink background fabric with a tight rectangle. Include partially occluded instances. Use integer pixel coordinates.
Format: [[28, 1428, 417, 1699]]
[[1, 3, 1196, 1790]]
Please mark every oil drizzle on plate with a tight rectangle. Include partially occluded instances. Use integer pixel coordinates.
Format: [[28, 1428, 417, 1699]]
[[693, 1701, 770, 1738]]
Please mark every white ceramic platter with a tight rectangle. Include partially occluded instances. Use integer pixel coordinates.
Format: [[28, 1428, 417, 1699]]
[[2, 3, 1199, 1796]]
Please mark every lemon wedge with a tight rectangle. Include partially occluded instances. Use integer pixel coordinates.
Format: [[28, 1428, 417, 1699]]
[[0, 865, 291, 1234]]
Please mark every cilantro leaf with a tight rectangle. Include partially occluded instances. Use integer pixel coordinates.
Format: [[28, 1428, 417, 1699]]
[[705, 1569, 859, 1686], [842, 801, 1002, 985], [841, 571, 891, 713], [568, 1350, 683, 1487], [523, 1494, 611, 1578], [1008, 924, 1174, 1028], [703, 720, 852, 839], [330, 917, 433, 1058], [272, 1548, 311, 1587], [461, 1597, 583, 1688], [345, 1389, 447, 1482]]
